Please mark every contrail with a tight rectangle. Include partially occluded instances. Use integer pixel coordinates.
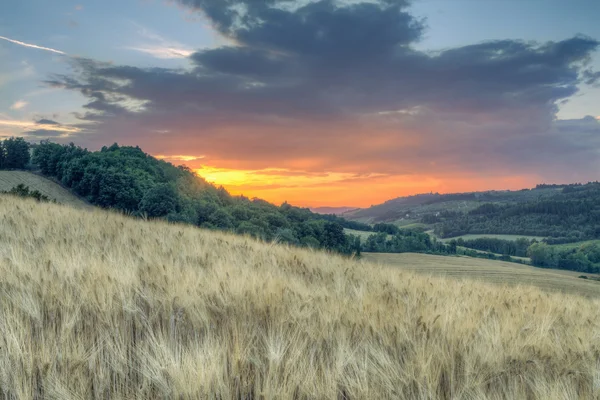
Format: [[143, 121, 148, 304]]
[[0, 35, 66, 55]]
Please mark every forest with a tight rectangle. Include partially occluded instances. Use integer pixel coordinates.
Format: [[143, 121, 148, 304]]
[[431, 183, 600, 242]]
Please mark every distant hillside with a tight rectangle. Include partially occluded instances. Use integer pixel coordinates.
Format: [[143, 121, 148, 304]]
[[343, 188, 562, 224], [310, 206, 358, 215], [0, 170, 89, 208], [2, 196, 600, 398], [343, 184, 600, 243]]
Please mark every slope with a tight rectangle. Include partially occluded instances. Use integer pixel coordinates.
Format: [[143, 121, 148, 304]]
[[0, 170, 89, 208], [1, 196, 600, 399]]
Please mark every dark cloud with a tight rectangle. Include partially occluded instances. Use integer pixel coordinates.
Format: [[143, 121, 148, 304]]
[[35, 118, 60, 125], [25, 129, 65, 137], [45, 0, 600, 183]]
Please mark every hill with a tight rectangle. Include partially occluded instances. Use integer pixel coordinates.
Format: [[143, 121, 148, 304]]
[[2, 196, 600, 399], [363, 252, 600, 297], [310, 206, 358, 215], [0, 170, 89, 208], [343, 184, 600, 243], [4, 139, 361, 255]]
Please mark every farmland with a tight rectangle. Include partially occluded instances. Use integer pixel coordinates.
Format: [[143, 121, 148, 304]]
[[433, 233, 545, 242], [363, 252, 600, 297]]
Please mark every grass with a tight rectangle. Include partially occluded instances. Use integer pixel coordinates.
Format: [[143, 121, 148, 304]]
[[455, 246, 531, 262], [0, 170, 89, 208], [343, 228, 378, 240], [2, 196, 600, 399], [363, 252, 600, 297]]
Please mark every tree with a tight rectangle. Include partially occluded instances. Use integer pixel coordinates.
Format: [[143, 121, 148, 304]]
[[0, 143, 5, 169], [527, 243, 557, 268], [97, 169, 142, 211], [323, 222, 348, 252], [139, 184, 180, 217], [2, 137, 30, 169]]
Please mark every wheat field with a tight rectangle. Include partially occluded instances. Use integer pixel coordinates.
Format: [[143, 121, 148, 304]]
[[2, 196, 600, 399]]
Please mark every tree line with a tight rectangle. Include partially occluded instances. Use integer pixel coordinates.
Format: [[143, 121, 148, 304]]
[[362, 230, 456, 255], [528, 242, 600, 273]]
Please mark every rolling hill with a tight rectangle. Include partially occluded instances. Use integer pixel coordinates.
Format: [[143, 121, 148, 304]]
[[342, 188, 563, 225], [1, 195, 600, 399], [342, 183, 600, 244], [0, 170, 89, 208]]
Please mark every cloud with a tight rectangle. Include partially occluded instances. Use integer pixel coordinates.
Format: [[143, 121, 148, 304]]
[[0, 118, 81, 135], [0, 35, 66, 55], [44, 0, 600, 199], [25, 129, 68, 138], [35, 118, 60, 125], [9, 101, 28, 110], [125, 22, 194, 59], [125, 46, 194, 59], [154, 154, 205, 161]]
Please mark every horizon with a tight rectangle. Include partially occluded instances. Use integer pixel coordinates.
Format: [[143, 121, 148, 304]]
[[2, 0, 600, 207]]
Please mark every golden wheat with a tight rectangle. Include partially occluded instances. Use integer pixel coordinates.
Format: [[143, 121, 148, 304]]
[[1, 195, 600, 399]]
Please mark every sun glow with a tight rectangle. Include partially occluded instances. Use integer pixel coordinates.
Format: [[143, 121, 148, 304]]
[[153, 154, 541, 207]]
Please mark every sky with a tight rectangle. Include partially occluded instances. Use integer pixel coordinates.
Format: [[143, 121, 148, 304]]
[[1, 0, 600, 208]]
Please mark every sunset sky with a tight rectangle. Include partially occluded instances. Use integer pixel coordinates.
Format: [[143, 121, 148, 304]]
[[1, 0, 600, 207]]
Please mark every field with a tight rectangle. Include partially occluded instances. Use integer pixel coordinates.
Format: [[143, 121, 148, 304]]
[[434, 233, 546, 242], [363, 252, 600, 297], [549, 239, 600, 251], [2, 196, 600, 399], [0, 171, 89, 208], [343, 228, 380, 240]]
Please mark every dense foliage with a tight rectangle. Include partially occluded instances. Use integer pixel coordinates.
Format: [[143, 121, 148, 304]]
[[0, 137, 30, 169], [432, 183, 600, 242], [362, 230, 456, 255], [28, 140, 360, 254], [527, 242, 600, 273]]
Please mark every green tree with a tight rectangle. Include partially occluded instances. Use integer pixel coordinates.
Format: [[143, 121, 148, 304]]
[[527, 243, 557, 268], [323, 222, 348, 251], [139, 184, 180, 217], [2, 137, 30, 169]]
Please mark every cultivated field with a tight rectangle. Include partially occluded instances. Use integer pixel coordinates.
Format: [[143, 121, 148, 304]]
[[363, 252, 600, 297], [2, 196, 600, 399], [0, 171, 89, 208], [343, 228, 382, 241], [434, 233, 546, 242]]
